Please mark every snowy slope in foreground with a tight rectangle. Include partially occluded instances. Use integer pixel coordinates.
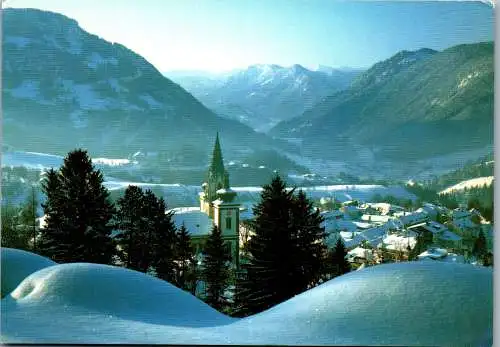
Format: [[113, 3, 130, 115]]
[[439, 176, 494, 195], [1, 248, 56, 298], [1, 253, 492, 345]]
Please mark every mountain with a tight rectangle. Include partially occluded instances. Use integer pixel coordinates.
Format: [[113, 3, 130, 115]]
[[270, 42, 494, 164], [167, 64, 363, 132], [2, 8, 295, 165]]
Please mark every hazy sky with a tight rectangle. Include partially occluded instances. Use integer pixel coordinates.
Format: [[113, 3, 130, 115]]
[[5, 0, 494, 72]]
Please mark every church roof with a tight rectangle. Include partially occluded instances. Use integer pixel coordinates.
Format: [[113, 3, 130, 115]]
[[168, 207, 213, 237]]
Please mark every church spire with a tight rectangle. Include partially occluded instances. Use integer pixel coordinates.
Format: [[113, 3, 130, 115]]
[[209, 132, 225, 177]]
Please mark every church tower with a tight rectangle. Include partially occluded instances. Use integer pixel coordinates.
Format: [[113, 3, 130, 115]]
[[199, 133, 241, 268]]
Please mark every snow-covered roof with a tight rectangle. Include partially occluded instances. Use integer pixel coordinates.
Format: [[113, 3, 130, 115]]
[[170, 207, 213, 236], [398, 211, 429, 226], [340, 231, 362, 241], [383, 234, 417, 251], [422, 221, 448, 234], [418, 251, 465, 264], [216, 188, 235, 195], [439, 230, 462, 242], [418, 248, 448, 259], [321, 210, 344, 218], [347, 247, 373, 259], [452, 208, 471, 220], [452, 217, 475, 230], [361, 214, 392, 224]]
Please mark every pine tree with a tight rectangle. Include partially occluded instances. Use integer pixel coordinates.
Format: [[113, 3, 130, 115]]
[[237, 175, 296, 315], [175, 223, 197, 292], [39, 150, 115, 264], [289, 189, 327, 291], [19, 186, 39, 251], [473, 230, 488, 261], [151, 197, 178, 283], [1, 204, 31, 250], [327, 238, 350, 277], [114, 185, 146, 270], [201, 224, 231, 311], [39, 169, 65, 260], [140, 190, 160, 273], [237, 175, 326, 315]]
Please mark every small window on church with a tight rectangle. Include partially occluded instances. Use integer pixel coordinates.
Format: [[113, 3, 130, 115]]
[[226, 217, 232, 230]]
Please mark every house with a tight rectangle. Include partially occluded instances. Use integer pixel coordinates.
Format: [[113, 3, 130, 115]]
[[382, 232, 417, 253], [342, 205, 362, 219], [416, 203, 444, 221], [408, 221, 462, 251], [364, 203, 405, 216], [398, 211, 429, 227], [347, 246, 374, 264]]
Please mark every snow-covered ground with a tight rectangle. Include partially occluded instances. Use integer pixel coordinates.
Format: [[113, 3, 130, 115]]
[[439, 176, 494, 195], [104, 180, 416, 208], [1, 249, 492, 345], [1, 151, 138, 170]]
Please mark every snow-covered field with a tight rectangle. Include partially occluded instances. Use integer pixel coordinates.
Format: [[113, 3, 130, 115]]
[[1, 248, 492, 345], [1, 151, 138, 169], [104, 179, 416, 207], [439, 176, 494, 195]]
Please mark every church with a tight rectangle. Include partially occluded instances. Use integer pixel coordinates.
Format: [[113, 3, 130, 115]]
[[168, 133, 242, 269]]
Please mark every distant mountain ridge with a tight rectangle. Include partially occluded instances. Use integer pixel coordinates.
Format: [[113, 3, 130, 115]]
[[270, 42, 494, 163], [2, 8, 291, 164], [166, 64, 363, 132]]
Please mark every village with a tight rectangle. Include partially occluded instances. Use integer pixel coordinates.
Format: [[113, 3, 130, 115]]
[[163, 135, 494, 277]]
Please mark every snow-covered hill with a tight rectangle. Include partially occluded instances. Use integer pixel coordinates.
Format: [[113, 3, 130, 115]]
[[1, 249, 492, 345], [439, 176, 494, 195]]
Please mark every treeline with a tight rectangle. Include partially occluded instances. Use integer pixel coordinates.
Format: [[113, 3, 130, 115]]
[[2, 150, 201, 299], [427, 154, 494, 190], [2, 149, 353, 317]]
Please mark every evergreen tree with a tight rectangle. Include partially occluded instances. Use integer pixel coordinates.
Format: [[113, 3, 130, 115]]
[[237, 175, 296, 315], [467, 197, 482, 211], [202, 224, 231, 311], [20, 186, 39, 251], [175, 223, 197, 292], [38, 169, 67, 261], [237, 175, 326, 315], [473, 230, 488, 261], [289, 189, 327, 290], [39, 150, 115, 264], [1, 204, 31, 250], [140, 190, 160, 273], [326, 238, 350, 278], [151, 197, 178, 283], [114, 185, 146, 270]]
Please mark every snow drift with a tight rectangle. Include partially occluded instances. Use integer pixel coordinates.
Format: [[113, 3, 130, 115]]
[[1, 252, 492, 345], [1, 248, 56, 297]]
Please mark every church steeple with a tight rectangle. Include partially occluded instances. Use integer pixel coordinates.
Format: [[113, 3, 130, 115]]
[[209, 132, 225, 178], [202, 132, 231, 208]]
